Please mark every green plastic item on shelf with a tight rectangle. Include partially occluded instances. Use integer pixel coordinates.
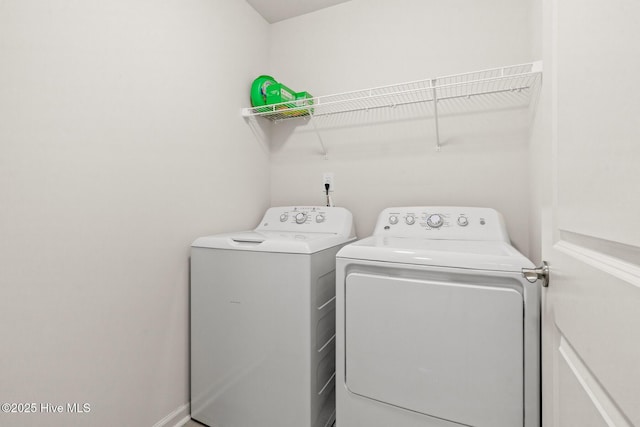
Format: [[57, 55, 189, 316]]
[[249, 75, 314, 117], [265, 82, 312, 117], [290, 91, 314, 116], [295, 91, 314, 109], [265, 82, 297, 107], [250, 75, 276, 107]]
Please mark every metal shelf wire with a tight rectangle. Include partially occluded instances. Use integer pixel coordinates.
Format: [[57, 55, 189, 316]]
[[242, 61, 542, 153]]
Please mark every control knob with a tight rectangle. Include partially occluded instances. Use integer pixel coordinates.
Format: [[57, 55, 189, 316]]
[[405, 215, 415, 225], [457, 216, 469, 227], [279, 213, 288, 222], [316, 214, 325, 223], [295, 212, 307, 224], [389, 215, 399, 225], [426, 214, 444, 228]]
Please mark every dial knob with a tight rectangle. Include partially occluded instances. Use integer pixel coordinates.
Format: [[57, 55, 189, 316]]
[[457, 216, 469, 227], [426, 214, 444, 228], [295, 212, 307, 224], [280, 213, 288, 222], [316, 214, 325, 223], [389, 215, 399, 225], [405, 215, 415, 225]]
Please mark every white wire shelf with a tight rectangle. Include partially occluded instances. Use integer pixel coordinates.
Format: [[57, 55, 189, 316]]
[[242, 61, 542, 153]]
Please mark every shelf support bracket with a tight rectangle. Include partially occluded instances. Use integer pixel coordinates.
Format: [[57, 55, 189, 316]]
[[431, 78, 441, 151], [307, 109, 328, 159]]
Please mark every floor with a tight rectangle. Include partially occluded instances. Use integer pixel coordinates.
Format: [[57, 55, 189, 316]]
[[183, 419, 337, 427]]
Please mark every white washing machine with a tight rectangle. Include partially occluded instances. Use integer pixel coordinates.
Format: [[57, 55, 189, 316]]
[[191, 206, 356, 427], [336, 207, 540, 427]]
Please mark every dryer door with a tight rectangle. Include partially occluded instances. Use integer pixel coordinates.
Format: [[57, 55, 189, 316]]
[[345, 272, 523, 427]]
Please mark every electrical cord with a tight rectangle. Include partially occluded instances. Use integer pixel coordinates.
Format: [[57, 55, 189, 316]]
[[325, 183, 331, 207]]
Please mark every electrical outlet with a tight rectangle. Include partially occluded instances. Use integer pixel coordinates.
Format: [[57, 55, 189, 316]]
[[322, 173, 334, 192]]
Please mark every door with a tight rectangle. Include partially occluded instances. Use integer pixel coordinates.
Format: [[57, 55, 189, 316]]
[[541, 0, 640, 426], [345, 272, 524, 427]]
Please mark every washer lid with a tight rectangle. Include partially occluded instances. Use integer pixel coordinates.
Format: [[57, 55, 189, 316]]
[[337, 236, 534, 272], [192, 230, 354, 254]]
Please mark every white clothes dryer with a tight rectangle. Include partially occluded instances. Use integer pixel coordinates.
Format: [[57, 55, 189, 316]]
[[336, 207, 540, 427], [191, 206, 355, 427]]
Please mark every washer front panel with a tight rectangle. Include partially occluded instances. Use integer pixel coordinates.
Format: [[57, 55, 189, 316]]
[[345, 272, 524, 427]]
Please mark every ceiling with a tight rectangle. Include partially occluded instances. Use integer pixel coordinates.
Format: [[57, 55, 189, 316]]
[[245, 0, 353, 23]]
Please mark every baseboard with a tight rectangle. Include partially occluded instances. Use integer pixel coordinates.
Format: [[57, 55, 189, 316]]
[[152, 403, 190, 427]]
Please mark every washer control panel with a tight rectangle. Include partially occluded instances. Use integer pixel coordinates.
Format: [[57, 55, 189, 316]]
[[256, 206, 354, 236], [375, 206, 509, 242]]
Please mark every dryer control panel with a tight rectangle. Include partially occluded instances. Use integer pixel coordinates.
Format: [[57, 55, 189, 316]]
[[373, 206, 510, 242], [256, 206, 355, 237]]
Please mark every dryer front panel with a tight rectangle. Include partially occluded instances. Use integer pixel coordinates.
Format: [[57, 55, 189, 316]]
[[344, 272, 524, 427]]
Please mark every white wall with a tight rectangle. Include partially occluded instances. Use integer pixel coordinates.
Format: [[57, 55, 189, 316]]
[[527, 0, 552, 264], [267, 0, 535, 254], [0, 1, 269, 426]]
